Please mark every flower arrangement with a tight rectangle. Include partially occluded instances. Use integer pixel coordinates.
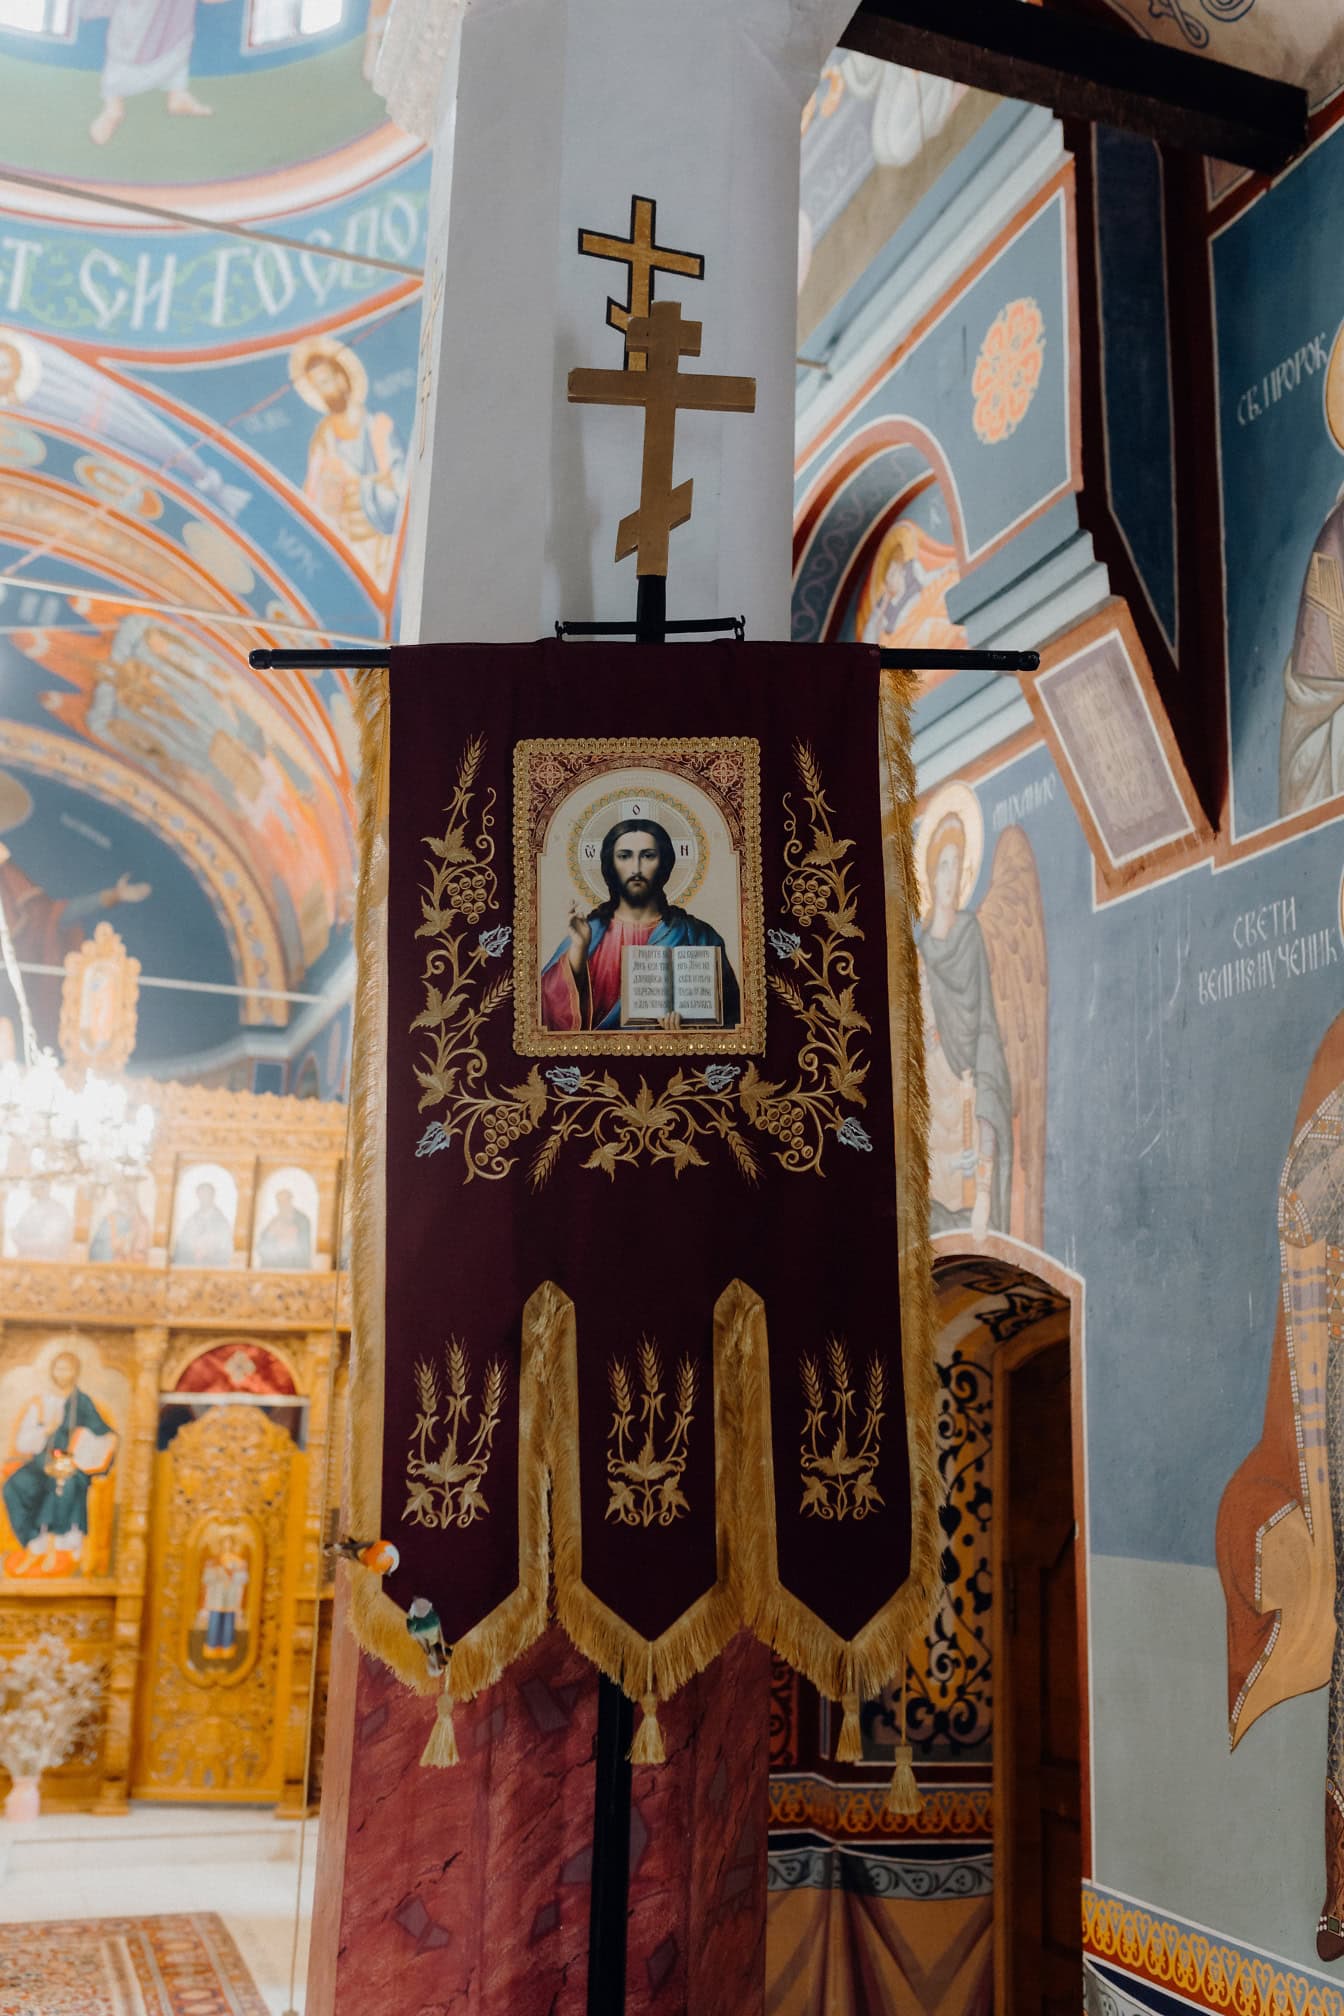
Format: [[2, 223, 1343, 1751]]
[[0, 1634, 105, 1813]]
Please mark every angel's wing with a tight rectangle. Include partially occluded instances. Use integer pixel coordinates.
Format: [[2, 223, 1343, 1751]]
[[977, 825, 1048, 1248]]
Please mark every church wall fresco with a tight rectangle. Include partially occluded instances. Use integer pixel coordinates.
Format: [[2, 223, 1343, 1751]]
[[906, 707, 1344, 2004], [792, 166, 1081, 649], [1215, 96, 1344, 856], [0, 0, 426, 1085]]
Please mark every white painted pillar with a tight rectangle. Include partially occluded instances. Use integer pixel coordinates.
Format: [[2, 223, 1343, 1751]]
[[380, 0, 854, 643]]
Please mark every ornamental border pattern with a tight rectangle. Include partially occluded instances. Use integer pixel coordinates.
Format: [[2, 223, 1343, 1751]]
[[768, 1844, 993, 1898], [0, 1262, 350, 1330], [769, 1774, 992, 1841], [1083, 1888, 1344, 2016]]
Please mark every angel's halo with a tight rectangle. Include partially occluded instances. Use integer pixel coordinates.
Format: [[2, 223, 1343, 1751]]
[[914, 779, 983, 920]]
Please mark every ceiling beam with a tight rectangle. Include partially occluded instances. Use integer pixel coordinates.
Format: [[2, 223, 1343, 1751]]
[[839, 0, 1307, 172]]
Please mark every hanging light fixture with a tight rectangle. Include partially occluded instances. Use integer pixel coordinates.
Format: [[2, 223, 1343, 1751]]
[[0, 885, 155, 1191]]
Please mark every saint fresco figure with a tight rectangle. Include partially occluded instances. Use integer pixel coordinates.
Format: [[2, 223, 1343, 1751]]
[[0, 845, 149, 973], [291, 337, 406, 589], [89, 1182, 151, 1264], [171, 1180, 234, 1268], [540, 818, 740, 1034], [856, 519, 967, 654], [1279, 492, 1344, 817], [916, 785, 1046, 1247], [1218, 1028, 1344, 1960], [1280, 330, 1344, 819], [2, 1349, 118, 1579], [82, 0, 213, 148], [255, 1187, 313, 1271], [10, 1180, 74, 1263], [194, 1533, 251, 1666]]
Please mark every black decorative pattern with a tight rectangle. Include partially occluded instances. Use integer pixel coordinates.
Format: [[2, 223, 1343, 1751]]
[[767, 1845, 994, 1898]]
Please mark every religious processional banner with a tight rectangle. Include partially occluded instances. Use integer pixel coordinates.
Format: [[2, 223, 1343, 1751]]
[[345, 641, 935, 1767]]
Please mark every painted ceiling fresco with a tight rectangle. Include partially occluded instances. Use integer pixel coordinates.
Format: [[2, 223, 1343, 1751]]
[[0, 0, 424, 1072]]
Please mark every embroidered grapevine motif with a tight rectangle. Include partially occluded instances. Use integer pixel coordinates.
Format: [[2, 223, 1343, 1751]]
[[605, 1340, 696, 1528], [799, 1339, 885, 1521], [411, 738, 872, 1184], [405, 1339, 506, 1529]]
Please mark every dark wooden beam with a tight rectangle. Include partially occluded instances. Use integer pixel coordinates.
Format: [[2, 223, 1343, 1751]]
[[839, 0, 1307, 172]]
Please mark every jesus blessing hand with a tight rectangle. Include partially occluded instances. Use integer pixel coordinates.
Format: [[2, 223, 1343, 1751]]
[[540, 818, 741, 1033]]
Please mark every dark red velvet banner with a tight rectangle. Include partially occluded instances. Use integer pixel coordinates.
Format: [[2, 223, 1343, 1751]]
[[371, 641, 932, 1712]]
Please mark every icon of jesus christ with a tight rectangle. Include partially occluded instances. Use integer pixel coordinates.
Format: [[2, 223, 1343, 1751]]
[[540, 818, 740, 1032]]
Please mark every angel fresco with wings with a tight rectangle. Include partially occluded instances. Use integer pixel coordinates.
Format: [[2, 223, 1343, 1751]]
[[916, 782, 1048, 1249]]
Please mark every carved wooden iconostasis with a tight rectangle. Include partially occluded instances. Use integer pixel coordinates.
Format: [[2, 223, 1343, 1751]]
[[0, 930, 349, 1814]]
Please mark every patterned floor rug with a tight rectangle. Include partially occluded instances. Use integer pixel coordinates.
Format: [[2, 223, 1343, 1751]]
[[0, 1912, 269, 2016]]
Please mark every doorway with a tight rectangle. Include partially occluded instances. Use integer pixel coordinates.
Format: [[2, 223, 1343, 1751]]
[[929, 1251, 1084, 2016]]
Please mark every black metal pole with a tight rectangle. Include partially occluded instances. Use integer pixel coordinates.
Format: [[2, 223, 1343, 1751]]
[[585, 574, 667, 2016], [588, 1677, 635, 2014], [633, 574, 667, 646]]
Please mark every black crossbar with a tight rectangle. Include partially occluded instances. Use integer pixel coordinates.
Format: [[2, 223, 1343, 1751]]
[[248, 644, 1040, 673], [841, 0, 1306, 172]]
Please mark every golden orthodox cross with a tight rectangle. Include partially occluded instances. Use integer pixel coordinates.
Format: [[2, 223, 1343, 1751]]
[[568, 297, 756, 577], [578, 195, 704, 374]]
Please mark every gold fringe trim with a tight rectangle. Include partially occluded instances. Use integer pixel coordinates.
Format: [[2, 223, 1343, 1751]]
[[725, 670, 939, 1714], [343, 671, 428, 1693], [421, 1687, 460, 1768], [542, 1280, 740, 1725]]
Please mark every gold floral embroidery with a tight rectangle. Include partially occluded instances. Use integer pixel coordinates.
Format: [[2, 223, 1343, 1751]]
[[800, 1340, 885, 1521], [405, 1340, 506, 1529], [411, 738, 872, 1184], [606, 1341, 696, 1527]]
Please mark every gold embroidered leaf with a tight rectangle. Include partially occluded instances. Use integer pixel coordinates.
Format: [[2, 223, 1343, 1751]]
[[411, 986, 467, 1032], [416, 1066, 457, 1111], [827, 1061, 869, 1105], [583, 1142, 622, 1178], [738, 1062, 783, 1120], [835, 986, 871, 1032], [425, 827, 475, 864], [506, 1064, 548, 1121], [800, 1475, 831, 1516], [804, 831, 854, 866], [415, 905, 453, 939], [629, 1081, 675, 1129], [668, 1138, 708, 1176], [825, 905, 863, 940]]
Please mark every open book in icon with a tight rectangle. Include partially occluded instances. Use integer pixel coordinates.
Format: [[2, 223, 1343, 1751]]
[[620, 944, 724, 1027]]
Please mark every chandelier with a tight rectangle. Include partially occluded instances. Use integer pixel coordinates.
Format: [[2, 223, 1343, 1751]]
[[0, 886, 156, 1190]]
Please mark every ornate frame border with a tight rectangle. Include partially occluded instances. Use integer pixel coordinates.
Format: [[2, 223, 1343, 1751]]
[[512, 736, 765, 1059]]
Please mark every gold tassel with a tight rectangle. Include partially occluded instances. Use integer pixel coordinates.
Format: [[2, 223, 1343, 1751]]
[[885, 1657, 920, 1815], [835, 1691, 863, 1763], [420, 1687, 460, 1768], [886, 1743, 921, 1816], [629, 1692, 666, 1765]]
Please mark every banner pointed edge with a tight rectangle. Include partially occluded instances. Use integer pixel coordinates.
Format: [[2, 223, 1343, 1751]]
[[545, 1280, 740, 1714]]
